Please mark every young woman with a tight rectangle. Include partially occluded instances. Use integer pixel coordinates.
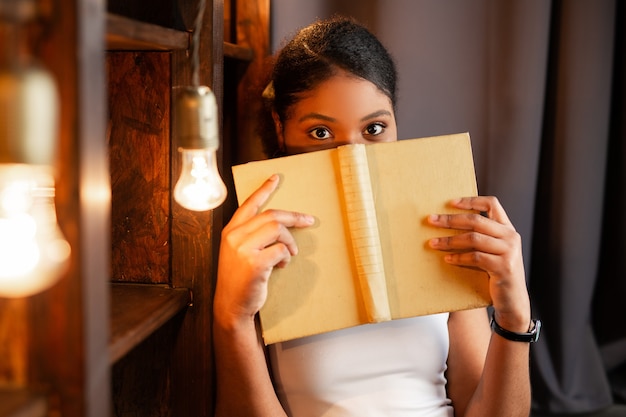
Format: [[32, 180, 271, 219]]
[[214, 16, 536, 417]]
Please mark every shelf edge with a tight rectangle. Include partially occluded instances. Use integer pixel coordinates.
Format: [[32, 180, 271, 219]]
[[106, 13, 189, 51], [224, 42, 255, 61], [109, 283, 191, 363]]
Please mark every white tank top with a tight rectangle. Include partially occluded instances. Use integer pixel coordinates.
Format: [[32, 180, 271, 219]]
[[268, 313, 454, 417]]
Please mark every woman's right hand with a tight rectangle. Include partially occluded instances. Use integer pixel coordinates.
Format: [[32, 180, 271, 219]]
[[214, 174, 315, 325]]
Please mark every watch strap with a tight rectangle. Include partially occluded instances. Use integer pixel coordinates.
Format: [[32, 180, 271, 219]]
[[490, 316, 541, 343]]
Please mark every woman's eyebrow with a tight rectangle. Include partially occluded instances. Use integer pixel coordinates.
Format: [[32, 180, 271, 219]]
[[298, 110, 392, 123], [361, 110, 392, 122], [298, 112, 336, 123]]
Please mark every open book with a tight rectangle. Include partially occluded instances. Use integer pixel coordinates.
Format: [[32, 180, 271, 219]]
[[232, 133, 492, 344]]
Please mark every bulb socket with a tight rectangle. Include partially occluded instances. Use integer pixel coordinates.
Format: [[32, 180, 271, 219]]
[[174, 85, 219, 150], [0, 65, 59, 165]]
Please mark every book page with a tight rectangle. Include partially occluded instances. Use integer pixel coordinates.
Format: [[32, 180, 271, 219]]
[[232, 150, 367, 344], [365, 133, 491, 319]]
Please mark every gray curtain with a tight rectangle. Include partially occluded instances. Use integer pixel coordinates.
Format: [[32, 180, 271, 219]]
[[527, 0, 625, 412], [270, 0, 626, 413]]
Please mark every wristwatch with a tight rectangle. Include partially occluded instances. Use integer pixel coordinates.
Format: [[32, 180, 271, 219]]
[[490, 316, 541, 343]]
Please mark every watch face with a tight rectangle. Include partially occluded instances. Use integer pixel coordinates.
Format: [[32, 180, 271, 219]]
[[530, 319, 542, 343]]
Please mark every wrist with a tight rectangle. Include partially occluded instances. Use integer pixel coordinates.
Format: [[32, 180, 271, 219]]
[[490, 314, 541, 343], [492, 302, 531, 332], [214, 301, 257, 333]]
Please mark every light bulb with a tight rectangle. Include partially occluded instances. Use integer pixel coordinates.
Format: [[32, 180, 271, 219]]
[[173, 86, 227, 211], [0, 165, 70, 297], [0, 7, 70, 297], [174, 148, 227, 211]]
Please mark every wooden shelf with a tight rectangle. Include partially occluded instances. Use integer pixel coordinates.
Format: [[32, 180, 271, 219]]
[[0, 388, 46, 417], [224, 42, 255, 61], [106, 13, 255, 62], [106, 13, 189, 51], [109, 283, 191, 364]]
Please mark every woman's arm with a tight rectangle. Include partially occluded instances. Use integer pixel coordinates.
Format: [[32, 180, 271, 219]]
[[213, 311, 286, 417], [213, 175, 314, 417], [446, 309, 532, 417], [429, 196, 532, 417]]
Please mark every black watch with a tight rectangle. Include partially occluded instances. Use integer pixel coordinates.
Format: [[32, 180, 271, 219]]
[[490, 316, 541, 343]]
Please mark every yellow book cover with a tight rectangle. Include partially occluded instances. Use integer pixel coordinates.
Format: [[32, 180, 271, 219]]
[[232, 133, 492, 344]]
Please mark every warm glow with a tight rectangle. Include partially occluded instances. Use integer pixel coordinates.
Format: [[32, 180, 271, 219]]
[[0, 8, 69, 298], [174, 149, 227, 211], [0, 165, 70, 298]]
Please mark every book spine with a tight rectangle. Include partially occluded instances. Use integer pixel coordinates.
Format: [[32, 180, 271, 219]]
[[337, 145, 391, 323]]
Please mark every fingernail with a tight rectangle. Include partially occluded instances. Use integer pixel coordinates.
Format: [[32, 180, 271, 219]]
[[304, 215, 315, 225]]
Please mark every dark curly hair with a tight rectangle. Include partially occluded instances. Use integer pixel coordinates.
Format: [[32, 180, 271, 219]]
[[259, 15, 398, 157]]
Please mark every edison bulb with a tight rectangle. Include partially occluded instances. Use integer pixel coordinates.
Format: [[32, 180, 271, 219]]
[[173, 148, 227, 211], [0, 20, 70, 297], [173, 85, 227, 211], [0, 165, 70, 297]]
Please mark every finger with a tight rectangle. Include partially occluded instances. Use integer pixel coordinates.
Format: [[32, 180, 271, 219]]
[[450, 196, 512, 226], [428, 212, 509, 239], [257, 242, 294, 269], [230, 174, 281, 225], [244, 216, 302, 256], [429, 232, 508, 255], [256, 209, 316, 230], [441, 248, 525, 291], [230, 208, 314, 244], [440, 250, 503, 272]]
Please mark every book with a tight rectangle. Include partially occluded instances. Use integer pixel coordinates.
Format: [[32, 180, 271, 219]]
[[232, 133, 492, 344]]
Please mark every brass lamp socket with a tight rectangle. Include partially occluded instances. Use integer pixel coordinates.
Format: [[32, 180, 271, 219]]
[[174, 86, 219, 150], [0, 65, 59, 165]]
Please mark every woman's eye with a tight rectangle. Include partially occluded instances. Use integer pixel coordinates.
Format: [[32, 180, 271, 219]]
[[308, 127, 332, 140], [365, 123, 385, 136]]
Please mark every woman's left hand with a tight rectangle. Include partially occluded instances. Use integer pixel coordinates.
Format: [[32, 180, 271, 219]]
[[428, 196, 531, 331]]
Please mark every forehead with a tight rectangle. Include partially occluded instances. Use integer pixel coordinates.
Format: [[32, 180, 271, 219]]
[[288, 73, 394, 121]]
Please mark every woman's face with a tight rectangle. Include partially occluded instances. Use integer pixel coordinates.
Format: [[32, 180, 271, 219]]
[[276, 72, 398, 155]]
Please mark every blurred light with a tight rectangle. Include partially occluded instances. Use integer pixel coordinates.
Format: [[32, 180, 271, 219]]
[[0, 166, 70, 297], [0, 1, 70, 297]]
